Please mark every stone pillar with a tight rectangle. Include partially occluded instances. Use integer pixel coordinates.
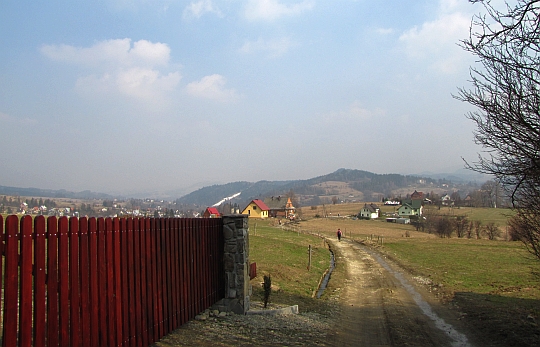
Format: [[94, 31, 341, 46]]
[[212, 214, 251, 314]]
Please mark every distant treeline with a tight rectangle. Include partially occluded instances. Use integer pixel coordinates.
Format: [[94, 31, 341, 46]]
[[0, 185, 114, 200]]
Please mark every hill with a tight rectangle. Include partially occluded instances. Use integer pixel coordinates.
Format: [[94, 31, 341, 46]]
[[0, 185, 115, 200], [175, 168, 485, 208]]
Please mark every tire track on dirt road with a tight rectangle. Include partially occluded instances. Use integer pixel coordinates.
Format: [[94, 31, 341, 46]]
[[328, 239, 472, 347]]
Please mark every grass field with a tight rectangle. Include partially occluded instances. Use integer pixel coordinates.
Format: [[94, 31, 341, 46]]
[[295, 204, 539, 301], [247, 219, 337, 313]]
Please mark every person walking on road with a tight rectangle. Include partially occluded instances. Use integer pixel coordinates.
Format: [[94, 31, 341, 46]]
[[337, 228, 342, 241]]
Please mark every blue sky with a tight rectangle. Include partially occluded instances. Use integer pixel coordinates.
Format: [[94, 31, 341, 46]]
[[0, 0, 487, 196]]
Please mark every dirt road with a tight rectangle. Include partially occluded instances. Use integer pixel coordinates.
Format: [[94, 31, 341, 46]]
[[327, 238, 472, 347]]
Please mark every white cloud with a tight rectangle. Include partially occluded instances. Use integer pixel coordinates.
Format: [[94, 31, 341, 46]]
[[42, 39, 181, 104], [41, 39, 171, 69], [244, 0, 314, 21], [239, 37, 295, 57], [185, 74, 239, 102], [183, 0, 223, 19], [398, 4, 471, 74]]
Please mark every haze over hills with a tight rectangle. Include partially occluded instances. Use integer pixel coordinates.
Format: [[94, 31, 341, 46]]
[[175, 168, 488, 208], [0, 168, 488, 208]]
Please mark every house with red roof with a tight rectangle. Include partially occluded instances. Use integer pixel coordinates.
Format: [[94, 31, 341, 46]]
[[241, 199, 269, 218], [203, 207, 221, 218]]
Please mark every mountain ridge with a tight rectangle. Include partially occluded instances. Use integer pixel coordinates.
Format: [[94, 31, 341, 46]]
[[175, 168, 488, 208], [0, 168, 488, 207]]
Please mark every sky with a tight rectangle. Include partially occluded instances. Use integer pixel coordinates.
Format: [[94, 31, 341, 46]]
[[0, 0, 490, 196]]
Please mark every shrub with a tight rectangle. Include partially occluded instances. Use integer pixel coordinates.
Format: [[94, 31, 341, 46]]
[[263, 275, 272, 308]]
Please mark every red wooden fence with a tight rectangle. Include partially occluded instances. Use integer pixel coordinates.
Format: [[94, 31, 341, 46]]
[[0, 215, 225, 347]]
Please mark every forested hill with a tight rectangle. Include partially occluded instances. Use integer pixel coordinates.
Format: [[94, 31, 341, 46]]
[[175, 168, 482, 208], [0, 185, 114, 200]]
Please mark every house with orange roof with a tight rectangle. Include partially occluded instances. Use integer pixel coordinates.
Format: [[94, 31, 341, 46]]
[[241, 199, 269, 218], [263, 196, 296, 219]]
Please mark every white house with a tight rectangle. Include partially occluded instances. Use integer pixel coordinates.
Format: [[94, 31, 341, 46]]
[[359, 203, 380, 219]]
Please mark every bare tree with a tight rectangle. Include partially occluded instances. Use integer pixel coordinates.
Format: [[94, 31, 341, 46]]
[[481, 180, 504, 208], [485, 222, 501, 240], [474, 220, 483, 239], [454, 216, 469, 238], [434, 216, 454, 238], [457, 0, 540, 260], [508, 212, 540, 259], [466, 220, 475, 239], [450, 191, 462, 206]]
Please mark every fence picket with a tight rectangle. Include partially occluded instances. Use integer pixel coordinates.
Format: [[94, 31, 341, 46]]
[[139, 218, 150, 347], [105, 218, 116, 347], [69, 217, 80, 347], [88, 217, 99, 347], [97, 217, 108, 346], [155, 219, 164, 338], [120, 218, 130, 347], [58, 217, 70, 347], [78, 217, 91, 347], [164, 218, 172, 335], [149, 218, 158, 343], [19, 216, 32, 347], [4, 215, 19, 347], [0, 215, 3, 341], [133, 218, 143, 347], [46, 217, 59, 347], [112, 218, 123, 347], [171, 218, 179, 327]]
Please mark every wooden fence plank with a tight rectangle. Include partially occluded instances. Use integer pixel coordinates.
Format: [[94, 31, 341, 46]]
[[146, 219, 154, 344], [188, 219, 195, 320], [194, 220, 201, 315], [88, 218, 99, 347], [69, 217, 80, 347], [19, 215, 33, 347], [0, 215, 2, 342], [46, 216, 59, 347], [164, 218, 172, 334], [78, 217, 91, 347], [120, 218, 129, 347], [112, 218, 123, 347], [97, 217, 108, 346], [126, 218, 136, 347], [0, 215, 3, 340], [150, 218, 159, 341], [133, 218, 143, 347], [3, 215, 19, 347], [105, 218, 116, 347], [58, 216, 70, 347], [171, 218, 179, 328], [139, 218, 149, 347], [181, 218, 188, 325], [155, 218, 163, 339]]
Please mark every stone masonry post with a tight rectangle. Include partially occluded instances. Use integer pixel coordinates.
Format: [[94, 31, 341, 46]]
[[212, 214, 251, 314]]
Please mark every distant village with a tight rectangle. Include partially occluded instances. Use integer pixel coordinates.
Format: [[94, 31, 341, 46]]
[[0, 178, 506, 226]]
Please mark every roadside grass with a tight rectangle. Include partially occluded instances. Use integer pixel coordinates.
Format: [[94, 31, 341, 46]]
[[247, 219, 336, 314], [383, 238, 540, 299], [423, 205, 515, 227]]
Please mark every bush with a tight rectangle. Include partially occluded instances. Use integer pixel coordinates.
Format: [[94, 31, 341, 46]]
[[263, 275, 272, 308]]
